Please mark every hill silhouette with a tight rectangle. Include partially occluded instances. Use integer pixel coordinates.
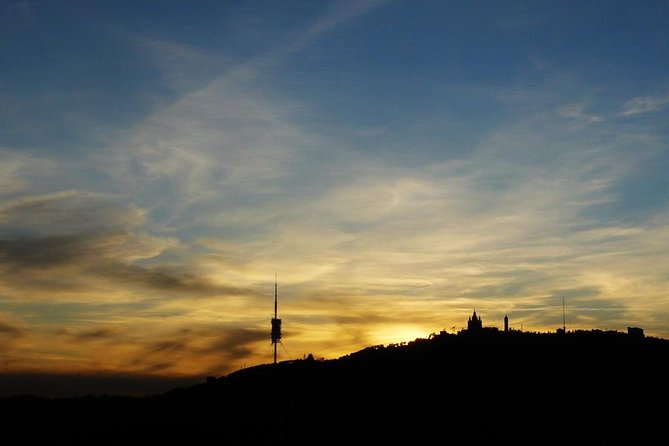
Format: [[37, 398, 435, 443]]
[[2, 329, 668, 445]]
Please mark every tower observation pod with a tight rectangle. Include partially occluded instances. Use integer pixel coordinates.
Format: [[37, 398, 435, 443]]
[[271, 276, 282, 365]]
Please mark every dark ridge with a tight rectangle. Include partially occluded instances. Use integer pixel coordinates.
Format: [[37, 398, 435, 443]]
[[0, 372, 199, 399], [2, 330, 668, 445]]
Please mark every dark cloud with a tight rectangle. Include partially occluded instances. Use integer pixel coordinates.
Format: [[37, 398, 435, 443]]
[[202, 328, 268, 358], [198, 328, 272, 376], [0, 234, 98, 269], [129, 334, 194, 373], [0, 320, 25, 359], [0, 191, 245, 295], [0, 190, 261, 303], [133, 327, 268, 375], [91, 262, 259, 297], [0, 320, 23, 338], [0, 232, 258, 297], [0, 191, 144, 237], [58, 326, 122, 341], [138, 362, 175, 374], [145, 339, 190, 355], [0, 191, 260, 298]]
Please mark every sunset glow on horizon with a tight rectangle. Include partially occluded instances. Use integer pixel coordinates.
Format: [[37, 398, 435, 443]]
[[1, 1, 668, 390]]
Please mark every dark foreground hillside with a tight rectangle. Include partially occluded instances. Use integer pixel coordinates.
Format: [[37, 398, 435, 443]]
[[3, 330, 668, 445]]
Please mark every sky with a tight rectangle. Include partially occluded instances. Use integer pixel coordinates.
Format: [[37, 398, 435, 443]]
[[1, 0, 668, 395]]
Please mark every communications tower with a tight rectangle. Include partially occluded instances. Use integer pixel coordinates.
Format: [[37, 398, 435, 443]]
[[271, 275, 282, 365]]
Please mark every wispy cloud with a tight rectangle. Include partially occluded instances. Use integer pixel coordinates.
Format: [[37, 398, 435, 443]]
[[111, 0, 391, 220], [0, 150, 57, 197], [5, 72, 668, 379], [557, 102, 603, 123], [1, 0, 668, 384], [620, 94, 669, 116], [135, 37, 225, 93], [115, 80, 308, 206], [288, 0, 390, 53]]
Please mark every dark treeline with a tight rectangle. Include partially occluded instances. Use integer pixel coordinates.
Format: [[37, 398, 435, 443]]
[[3, 330, 668, 445]]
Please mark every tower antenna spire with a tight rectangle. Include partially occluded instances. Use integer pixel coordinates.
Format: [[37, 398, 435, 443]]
[[563, 297, 566, 333], [271, 274, 282, 365]]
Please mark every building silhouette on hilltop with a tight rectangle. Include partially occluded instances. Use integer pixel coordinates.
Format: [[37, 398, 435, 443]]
[[464, 310, 506, 334], [461, 309, 646, 338], [467, 310, 483, 332]]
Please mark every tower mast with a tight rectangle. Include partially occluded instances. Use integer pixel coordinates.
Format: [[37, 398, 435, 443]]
[[271, 274, 282, 365], [562, 297, 566, 333]]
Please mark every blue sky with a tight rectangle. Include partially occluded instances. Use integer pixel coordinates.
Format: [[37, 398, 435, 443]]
[[1, 0, 668, 387]]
